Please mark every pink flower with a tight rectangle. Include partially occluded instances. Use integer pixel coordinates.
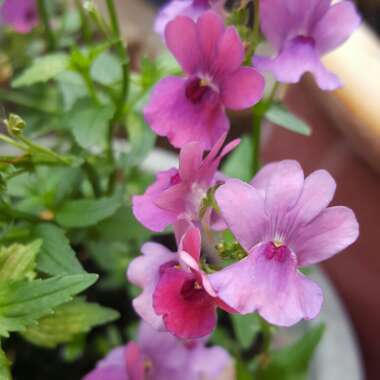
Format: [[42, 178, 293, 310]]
[[1, 0, 38, 34], [155, 0, 226, 36], [128, 227, 234, 339], [145, 11, 265, 150], [253, 0, 361, 90], [132, 133, 239, 233], [83, 321, 233, 380], [209, 160, 359, 326]]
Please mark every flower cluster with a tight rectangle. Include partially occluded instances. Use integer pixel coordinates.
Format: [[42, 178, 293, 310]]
[[0, 0, 38, 34], [85, 1, 360, 379]]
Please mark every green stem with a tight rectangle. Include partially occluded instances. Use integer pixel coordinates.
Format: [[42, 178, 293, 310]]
[[251, 106, 262, 176], [106, 0, 120, 37], [82, 161, 102, 197], [75, 0, 91, 42], [37, 0, 57, 50], [252, 0, 261, 51]]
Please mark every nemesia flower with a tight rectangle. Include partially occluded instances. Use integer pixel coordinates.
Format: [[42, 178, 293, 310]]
[[209, 160, 359, 326], [83, 321, 233, 380], [132, 133, 239, 233], [128, 227, 234, 339], [145, 11, 265, 150], [155, 0, 226, 36], [253, 0, 361, 90], [0, 0, 38, 34]]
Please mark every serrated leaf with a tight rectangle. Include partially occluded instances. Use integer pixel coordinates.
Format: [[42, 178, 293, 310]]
[[22, 299, 119, 348], [266, 103, 311, 136], [231, 313, 261, 350], [256, 324, 325, 380], [222, 135, 252, 182], [56, 196, 122, 228], [0, 240, 41, 281], [0, 274, 97, 337], [33, 224, 84, 276], [0, 342, 11, 380], [12, 53, 70, 88], [126, 113, 156, 167], [64, 98, 115, 150], [91, 52, 122, 86]]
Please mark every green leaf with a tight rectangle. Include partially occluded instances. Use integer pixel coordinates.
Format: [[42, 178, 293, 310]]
[[222, 135, 252, 181], [265, 103, 311, 136], [0, 240, 41, 281], [0, 274, 97, 337], [64, 98, 115, 150], [56, 196, 122, 228], [91, 52, 122, 86], [22, 299, 119, 348], [33, 224, 84, 276], [126, 113, 156, 167], [12, 53, 70, 88], [256, 324, 325, 380], [0, 342, 11, 380], [231, 313, 261, 350], [56, 71, 87, 111]]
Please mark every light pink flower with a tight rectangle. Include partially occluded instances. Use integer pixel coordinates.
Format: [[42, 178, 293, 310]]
[[155, 0, 226, 36], [253, 0, 361, 90], [1, 0, 38, 34], [132, 133, 239, 233], [209, 160, 359, 326], [83, 321, 232, 380], [128, 227, 234, 339], [145, 10, 265, 150]]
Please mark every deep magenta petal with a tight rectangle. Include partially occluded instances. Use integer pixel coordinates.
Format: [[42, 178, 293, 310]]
[[1, 0, 38, 34]]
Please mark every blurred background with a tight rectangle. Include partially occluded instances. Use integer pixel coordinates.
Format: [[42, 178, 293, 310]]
[[112, 0, 380, 379]]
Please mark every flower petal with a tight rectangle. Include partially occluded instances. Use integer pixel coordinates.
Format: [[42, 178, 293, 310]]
[[293, 206, 359, 266], [221, 67, 265, 110], [165, 15, 201, 74], [253, 37, 341, 90], [179, 141, 204, 182], [313, 1, 361, 55], [179, 226, 202, 263], [132, 168, 179, 232], [153, 267, 217, 339], [215, 179, 268, 252], [209, 244, 323, 326], [144, 76, 229, 150]]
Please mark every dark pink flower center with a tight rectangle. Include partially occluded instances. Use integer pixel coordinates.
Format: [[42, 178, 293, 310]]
[[24, 7, 36, 22], [264, 242, 290, 263], [170, 172, 181, 186], [294, 35, 315, 46], [180, 279, 205, 302], [185, 78, 211, 104]]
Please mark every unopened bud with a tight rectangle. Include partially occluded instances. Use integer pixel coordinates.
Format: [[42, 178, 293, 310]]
[[5, 114, 26, 137]]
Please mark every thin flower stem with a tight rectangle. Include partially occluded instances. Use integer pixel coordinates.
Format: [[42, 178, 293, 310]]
[[37, 0, 57, 51], [252, 0, 261, 51], [82, 161, 102, 198], [251, 106, 262, 176], [75, 0, 91, 42]]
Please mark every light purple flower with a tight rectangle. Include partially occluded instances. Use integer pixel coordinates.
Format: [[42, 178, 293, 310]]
[[0, 0, 38, 34], [132, 133, 239, 233], [83, 321, 233, 380], [209, 160, 359, 326], [145, 10, 265, 150], [155, 0, 226, 36], [128, 227, 234, 339], [253, 0, 361, 90]]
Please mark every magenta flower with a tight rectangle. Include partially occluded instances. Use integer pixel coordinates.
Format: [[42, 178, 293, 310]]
[[145, 11, 265, 150], [209, 160, 359, 326], [83, 321, 232, 380], [155, 0, 226, 36], [0, 0, 38, 34], [132, 133, 239, 232], [128, 227, 234, 339], [253, 0, 361, 90]]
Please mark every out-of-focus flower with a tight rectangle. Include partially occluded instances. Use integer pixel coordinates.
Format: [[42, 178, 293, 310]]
[[154, 0, 225, 36], [253, 0, 361, 90], [128, 227, 234, 339], [145, 11, 264, 150], [132, 133, 239, 233], [0, 0, 38, 34], [83, 321, 233, 380], [209, 160, 359, 326]]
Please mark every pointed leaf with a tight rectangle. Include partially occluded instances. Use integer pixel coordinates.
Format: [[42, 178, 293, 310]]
[[33, 224, 84, 276], [0, 274, 97, 337], [231, 313, 261, 350], [22, 299, 119, 348]]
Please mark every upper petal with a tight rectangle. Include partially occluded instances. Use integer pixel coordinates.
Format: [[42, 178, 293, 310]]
[[215, 179, 268, 252], [313, 1, 361, 55], [292, 206, 359, 266], [221, 67, 265, 110], [179, 141, 204, 182], [165, 15, 201, 74]]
